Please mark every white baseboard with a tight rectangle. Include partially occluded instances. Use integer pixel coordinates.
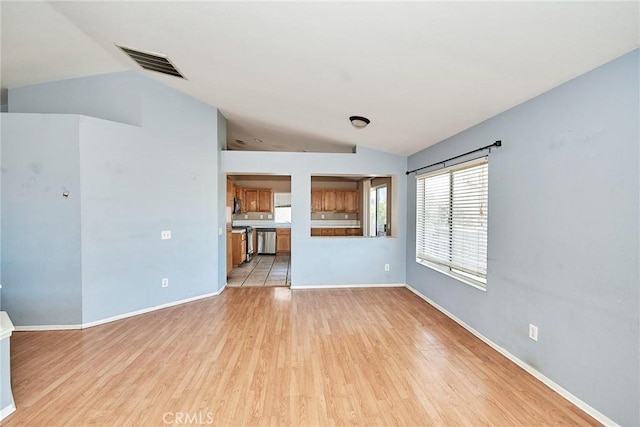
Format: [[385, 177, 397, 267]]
[[404, 284, 617, 427], [15, 324, 81, 331], [289, 283, 406, 290], [15, 287, 226, 332], [0, 403, 16, 421]]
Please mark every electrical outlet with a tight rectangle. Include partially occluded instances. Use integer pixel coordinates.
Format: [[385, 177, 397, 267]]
[[529, 324, 538, 341], [321, 214, 325, 219], [344, 214, 349, 219], [161, 230, 171, 240], [384, 264, 390, 272], [260, 214, 264, 219], [161, 278, 169, 288], [218, 227, 223, 235], [244, 214, 248, 219], [268, 214, 273, 219]]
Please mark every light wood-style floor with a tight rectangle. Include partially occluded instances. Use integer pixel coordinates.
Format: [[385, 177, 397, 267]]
[[5, 287, 597, 426]]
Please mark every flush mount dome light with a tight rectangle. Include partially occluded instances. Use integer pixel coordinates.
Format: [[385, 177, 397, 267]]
[[349, 116, 370, 129]]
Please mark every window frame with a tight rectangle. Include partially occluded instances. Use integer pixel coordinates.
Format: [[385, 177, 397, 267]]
[[415, 157, 489, 291]]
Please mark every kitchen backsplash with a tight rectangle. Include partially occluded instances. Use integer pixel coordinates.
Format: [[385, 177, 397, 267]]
[[310, 212, 358, 221], [233, 211, 274, 221]]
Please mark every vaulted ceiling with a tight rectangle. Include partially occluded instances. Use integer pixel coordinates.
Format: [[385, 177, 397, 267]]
[[2, 1, 638, 155]]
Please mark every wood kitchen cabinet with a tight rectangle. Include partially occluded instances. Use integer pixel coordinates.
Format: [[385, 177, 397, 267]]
[[346, 228, 361, 236], [310, 189, 359, 213], [344, 190, 359, 212], [226, 178, 234, 208], [333, 228, 347, 236], [335, 191, 345, 212], [322, 190, 336, 212], [311, 227, 361, 237], [276, 228, 291, 254], [232, 232, 246, 266], [311, 190, 323, 213], [226, 229, 233, 275], [243, 188, 273, 213], [258, 189, 272, 212], [244, 189, 258, 212]]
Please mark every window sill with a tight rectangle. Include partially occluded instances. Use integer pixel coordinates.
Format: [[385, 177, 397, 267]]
[[416, 259, 487, 292]]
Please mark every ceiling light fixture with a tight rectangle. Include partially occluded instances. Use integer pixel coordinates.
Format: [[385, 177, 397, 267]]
[[349, 116, 370, 129]]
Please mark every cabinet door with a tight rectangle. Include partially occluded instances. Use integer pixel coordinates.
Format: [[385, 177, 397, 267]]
[[323, 190, 336, 212], [227, 179, 234, 208], [345, 190, 359, 213], [276, 230, 291, 254], [311, 190, 323, 213], [335, 191, 346, 212], [227, 230, 233, 274], [244, 190, 258, 212], [240, 238, 247, 263], [320, 228, 335, 236], [232, 233, 243, 266], [311, 228, 322, 236], [258, 189, 272, 212], [346, 228, 361, 236], [334, 228, 346, 236]]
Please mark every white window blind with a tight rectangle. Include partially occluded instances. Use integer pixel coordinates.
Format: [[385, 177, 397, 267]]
[[416, 157, 488, 288], [274, 193, 291, 208]]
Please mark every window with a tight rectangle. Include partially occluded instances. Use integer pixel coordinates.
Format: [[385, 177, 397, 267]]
[[274, 193, 291, 223], [416, 157, 488, 289]]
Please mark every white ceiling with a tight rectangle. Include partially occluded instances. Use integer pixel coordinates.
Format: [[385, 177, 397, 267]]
[[2, 1, 638, 156]]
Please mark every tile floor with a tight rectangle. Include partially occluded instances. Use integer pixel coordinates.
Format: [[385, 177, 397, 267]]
[[227, 255, 291, 287]]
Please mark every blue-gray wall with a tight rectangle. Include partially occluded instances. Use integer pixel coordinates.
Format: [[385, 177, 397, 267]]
[[406, 49, 639, 425], [3, 72, 225, 325], [1, 114, 83, 325], [223, 147, 407, 286], [8, 72, 141, 126]]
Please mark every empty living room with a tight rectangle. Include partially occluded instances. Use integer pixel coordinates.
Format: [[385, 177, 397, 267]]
[[1, 2, 638, 426]]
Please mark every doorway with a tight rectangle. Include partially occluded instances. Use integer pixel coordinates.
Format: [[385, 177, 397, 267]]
[[369, 184, 388, 237]]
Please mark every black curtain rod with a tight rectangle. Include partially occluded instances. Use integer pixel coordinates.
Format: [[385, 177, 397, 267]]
[[405, 140, 502, 175]]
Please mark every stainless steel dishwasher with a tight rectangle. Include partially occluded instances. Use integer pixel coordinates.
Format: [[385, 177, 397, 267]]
[[257, 228, 276, 255]]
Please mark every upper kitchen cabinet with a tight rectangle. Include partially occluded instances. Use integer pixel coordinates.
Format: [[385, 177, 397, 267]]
[[243, 188, 273, 213], [322, 190, 336, 212], [258, 189, 272, 212], [310, 188, 359, 213], [311, 190, 323, 213], [344, 190, 358, 213]]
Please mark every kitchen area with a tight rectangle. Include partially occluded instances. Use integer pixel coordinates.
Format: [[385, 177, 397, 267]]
[[226, 175, 292, 287], [225, 174, 390, 286]]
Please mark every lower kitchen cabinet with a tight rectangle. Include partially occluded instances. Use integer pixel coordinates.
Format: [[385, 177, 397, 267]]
[[276, 228, 291, 254], [226, 229, 233, 275], [346, 228, 361, 236], [232, 232, 246, 266], [311, 227, 361, 237]]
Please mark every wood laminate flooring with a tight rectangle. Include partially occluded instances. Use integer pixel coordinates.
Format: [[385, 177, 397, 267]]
[[5, 287, 597, 426]]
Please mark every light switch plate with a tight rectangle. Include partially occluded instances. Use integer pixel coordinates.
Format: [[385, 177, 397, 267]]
[[161, 230, 171, 240]]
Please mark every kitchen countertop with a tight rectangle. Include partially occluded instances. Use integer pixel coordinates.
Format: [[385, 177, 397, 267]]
[[232, 220, 360, 229]]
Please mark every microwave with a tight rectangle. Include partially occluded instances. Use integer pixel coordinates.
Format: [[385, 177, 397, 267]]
[[233, 197, 242, 214]]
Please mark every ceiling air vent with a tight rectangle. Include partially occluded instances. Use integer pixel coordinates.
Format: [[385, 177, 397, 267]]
[[116, 44, 185, 79]]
